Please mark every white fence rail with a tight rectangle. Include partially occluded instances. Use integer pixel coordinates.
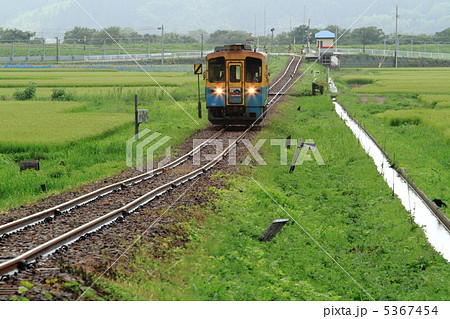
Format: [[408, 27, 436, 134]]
[[84, 51, 206, 62], [335, 48, 450, 60], [1, 48, 449, 63], [0, 51, 207, 63]]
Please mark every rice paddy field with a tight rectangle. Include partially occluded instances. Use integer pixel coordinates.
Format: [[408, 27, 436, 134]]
[[334, 67, 449, 217], [0, 101, 130, 145]]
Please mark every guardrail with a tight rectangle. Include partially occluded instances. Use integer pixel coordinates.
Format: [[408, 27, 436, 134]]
[[0, 51, 208, 63], [84, 51, 207, 62], [335, 48, 450, 60]]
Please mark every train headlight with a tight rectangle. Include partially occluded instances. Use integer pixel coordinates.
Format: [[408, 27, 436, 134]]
[[248, 87, 256, 94], [215, 88, 223, 94]]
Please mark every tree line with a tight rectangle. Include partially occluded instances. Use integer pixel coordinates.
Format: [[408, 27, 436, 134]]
[[62, 26, 198, 45], [1, 25, 449, 45]]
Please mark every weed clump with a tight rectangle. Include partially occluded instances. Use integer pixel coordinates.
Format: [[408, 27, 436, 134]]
[[389, 117, 421, 126], [51, 88, 76, 101], [14, 82, 37, 100]]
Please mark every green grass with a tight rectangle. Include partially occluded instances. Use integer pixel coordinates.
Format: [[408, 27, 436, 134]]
[[98, 93, 450, 301], [0, 69, 196, 88], [0, 101, 130, 145], [419, 94, 450, 108], [339, 68, 450, 94], [377, 108, 450, 140]]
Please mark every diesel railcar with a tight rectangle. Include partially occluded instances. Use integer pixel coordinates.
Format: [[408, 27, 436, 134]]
[[205, 44, 269, 125]]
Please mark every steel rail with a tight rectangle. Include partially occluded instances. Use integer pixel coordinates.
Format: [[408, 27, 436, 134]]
[[0, 126, 252, 276], [0, 128, 226, 237], [269, 55, 296, 91], [267, 55, 302, 105]]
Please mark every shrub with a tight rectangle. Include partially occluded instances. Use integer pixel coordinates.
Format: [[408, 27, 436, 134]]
[[51, 88, 76, 101], [13, 82, 37, 100]]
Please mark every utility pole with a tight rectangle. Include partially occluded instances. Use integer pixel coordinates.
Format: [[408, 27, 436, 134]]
[[271, 28, 275, 53], [201, 33, 204, 59], [255, 15, 257, 39], [307, 19, 311, 52], [42, 38, 46, 61], [395, 5, 399, 68], [158, 25, 165, 65], [335, 25, 338, 52], [55, 37, 59, 63]]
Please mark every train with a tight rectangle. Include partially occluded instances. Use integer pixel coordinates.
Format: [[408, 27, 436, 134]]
[[204, 44, 270, 125]]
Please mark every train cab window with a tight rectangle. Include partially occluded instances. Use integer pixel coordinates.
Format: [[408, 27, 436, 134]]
[[229, 65, 241, 82], [208, 57, 225, 82], [245, 57, 262, 83]]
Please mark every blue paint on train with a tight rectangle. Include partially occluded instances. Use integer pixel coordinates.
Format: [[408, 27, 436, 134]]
[[245, 87, 268, 107], [205, 88, 225, 107]]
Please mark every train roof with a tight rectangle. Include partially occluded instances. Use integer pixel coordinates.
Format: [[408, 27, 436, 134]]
[[207, 44, 267, 61], [214, 44, 253, 52]]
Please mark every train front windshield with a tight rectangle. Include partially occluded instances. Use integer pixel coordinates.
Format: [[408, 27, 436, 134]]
[[245, 57, 262, 83], [208, 57, 225, 82]]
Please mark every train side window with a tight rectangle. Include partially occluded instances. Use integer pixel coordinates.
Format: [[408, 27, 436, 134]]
[[229, 65, 241, 82], [245, 57, 262, 83], [208, 57, 225, 82]]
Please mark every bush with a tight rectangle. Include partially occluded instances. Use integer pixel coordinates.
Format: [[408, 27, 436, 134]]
[[13, 82, 37, 100], [51, 88, 76, 101]]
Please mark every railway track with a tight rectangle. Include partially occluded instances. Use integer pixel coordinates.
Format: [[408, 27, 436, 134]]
[[268, 55, 302, 98], [0, 55, 302, 279]]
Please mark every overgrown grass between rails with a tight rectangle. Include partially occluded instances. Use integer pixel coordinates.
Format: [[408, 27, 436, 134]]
[[97, 94, 450, 301]]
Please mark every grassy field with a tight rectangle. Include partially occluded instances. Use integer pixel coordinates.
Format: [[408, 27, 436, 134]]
[[0, 101, 130, 145], [378, 108, 450, 140], [0, 69, 197, 88], [334, 67, 449, 217], [97, 82, 450, 300], [419, 94, 450, 108], [0, 57, 289, 211], [340, 68, 450, 94]]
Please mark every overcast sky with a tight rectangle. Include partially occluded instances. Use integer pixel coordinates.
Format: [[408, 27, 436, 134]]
[[2, 0, 449, 38]]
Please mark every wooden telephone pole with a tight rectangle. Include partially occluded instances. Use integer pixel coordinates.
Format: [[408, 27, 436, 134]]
[[395, 5, 399, 68]]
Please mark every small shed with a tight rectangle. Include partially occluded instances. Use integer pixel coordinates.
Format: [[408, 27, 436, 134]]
[[315, 31, 335, 49]]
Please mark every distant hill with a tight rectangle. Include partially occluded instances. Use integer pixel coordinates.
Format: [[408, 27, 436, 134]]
[[2, 0, 449, 37]]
